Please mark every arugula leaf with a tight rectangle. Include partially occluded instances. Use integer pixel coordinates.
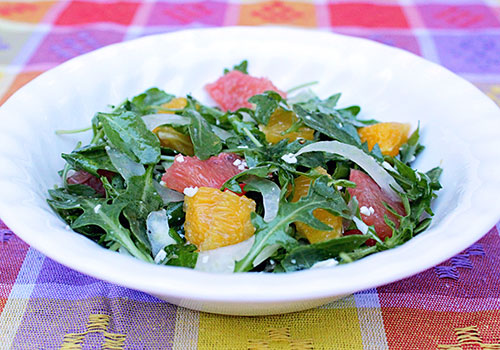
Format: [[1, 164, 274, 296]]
[[62, 144, 116, 177], [399, 125, 425, 164], [234, 176, 350, 272], [293, 104, 361, 147], [98, 111, 161, 165], [224, 60, 248, 75], [130, 88, 175, 115], [69, 197, 152, 262], [185, 109, 222, 160], [248, 91, 285, 125], [281, 235, 368, 272], [116, 166, 163, 250], [162, 243, 198, 268]]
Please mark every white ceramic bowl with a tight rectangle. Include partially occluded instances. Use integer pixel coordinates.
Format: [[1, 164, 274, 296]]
[[1, 27, 499, 316]]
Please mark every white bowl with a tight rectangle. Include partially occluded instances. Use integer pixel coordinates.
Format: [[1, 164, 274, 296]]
[[1, 27, 499, 316]]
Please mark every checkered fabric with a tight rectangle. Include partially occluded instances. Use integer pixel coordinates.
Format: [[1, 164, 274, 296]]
[[1, 1, 500, 349]]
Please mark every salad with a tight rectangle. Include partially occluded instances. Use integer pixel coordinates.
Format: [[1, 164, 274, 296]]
[[48, 61, 442, 273]]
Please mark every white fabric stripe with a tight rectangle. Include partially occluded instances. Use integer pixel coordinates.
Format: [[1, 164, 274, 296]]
[[172, 307, 200, 350], [0, 249, 46, 350], [354, 289, 389, 350], [398, 0, 442, 64]]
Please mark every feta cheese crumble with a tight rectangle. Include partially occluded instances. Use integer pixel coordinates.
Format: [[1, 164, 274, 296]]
[[183, 186, 199, 197], [176, 155, 185, 163], [238, 160, 247, 171], [281, 153, 298, 164], [311, 258, 338, 269], [359, 206, 375, 216], [233, 159, 242, 167]]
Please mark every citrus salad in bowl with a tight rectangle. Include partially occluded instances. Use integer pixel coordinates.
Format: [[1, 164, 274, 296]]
[[48, 61, 442, 274]]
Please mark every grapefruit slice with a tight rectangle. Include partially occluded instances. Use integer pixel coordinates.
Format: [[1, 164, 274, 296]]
[[205, 70, 286, 111], [348, 169, 405, 240], [162, 153, 245, 193]]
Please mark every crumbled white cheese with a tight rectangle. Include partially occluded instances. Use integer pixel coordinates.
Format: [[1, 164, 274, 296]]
[[337, 186, 343, 191], [281, 153, 298, 164], [237, 160, 247, 171], [93, 204, 101, 213], [233, 159, 242, 166], [176, 155, 185, 163], [311, 258, 338, 269], [159, 180, 166, 186], [359, 206, 375, 216], [183, 186, 199, 197], [237, 145, 249, 149], [382, 161, 395, 172], [290, 259, 297, 264]]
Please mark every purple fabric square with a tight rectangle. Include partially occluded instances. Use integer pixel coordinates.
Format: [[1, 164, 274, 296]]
[[147, 1, 227, 26], [333, 30, 421, 56], [36, 257, 100, 286], [418, 4, 500, 29], [433, 34, 500, 74], [363, 33, 421, 56], [378, 228, 500, 311], [28, 29, 125, 65]]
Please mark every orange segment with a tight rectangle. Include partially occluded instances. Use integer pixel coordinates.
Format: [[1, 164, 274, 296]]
[[160, 97, 187, 113], [291, 168, 343, 243], [184, 187, 256, 251], [358, 122, 411, 157], [260, 108, 314, 144], [153, 126, 194, 156]]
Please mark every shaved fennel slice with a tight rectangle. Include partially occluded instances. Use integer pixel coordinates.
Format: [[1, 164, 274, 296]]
[[105, 146, 144, 180], [211, 125, 233, 141], [195, 236, 255, 273], [153, 180, 184, 203], [141, 114, 190, 131], [294, 141, 403, 201], [146, 209, 176, 261], [244, 178, 280, 222], [253, 244, 280, 267]]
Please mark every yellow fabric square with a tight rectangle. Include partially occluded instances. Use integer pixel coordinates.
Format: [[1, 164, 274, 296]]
[[198, 307, 363, 349], [475, 83, 500, 107], [0, 2, 56, 23], [238, 1, 317, 27]]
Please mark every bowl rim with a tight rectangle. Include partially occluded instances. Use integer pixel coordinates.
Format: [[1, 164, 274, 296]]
[[1, 26, 500, 304]]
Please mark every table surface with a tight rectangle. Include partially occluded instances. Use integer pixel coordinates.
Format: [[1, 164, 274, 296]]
[[1, 1, 500, 349]]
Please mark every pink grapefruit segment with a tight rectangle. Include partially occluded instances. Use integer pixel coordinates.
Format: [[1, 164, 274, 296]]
[[205, 70, 286, 111], [348, 169, 405, 241], [162, 153, 246, 193]]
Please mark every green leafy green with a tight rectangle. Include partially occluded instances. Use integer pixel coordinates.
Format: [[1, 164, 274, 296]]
[[162, 243, 198, 268], [248, 91, 285, 125], [62, 144, 116, 177], [281, 235, 368, 272], [234, 176, 350, 272], [224, 60, 248, 75], [185, 109, 222, 160], [399, 125, 425, 164], [98, 111, 161, 164]]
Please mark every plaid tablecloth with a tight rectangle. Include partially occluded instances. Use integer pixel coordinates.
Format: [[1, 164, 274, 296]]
[[1, 1, 500, 349]]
